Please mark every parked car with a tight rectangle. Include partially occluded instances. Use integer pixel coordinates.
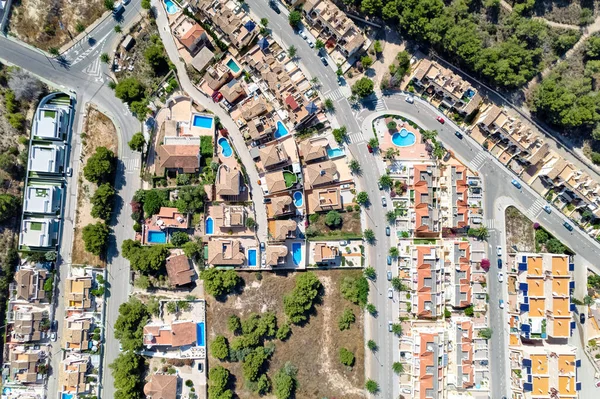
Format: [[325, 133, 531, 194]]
[[386, 226, 390, 236], [498, 272, 504, 282], [269, 0, 281, 13], [307, 39, 314, 48], [580, 313, 586, 324], [511, 179, 522, 189], [388, 288, 393, 299], [299, 30, 307, 39], [52, 320, 58, 331], [320, 57, 328, 66], [496, 246, 502, 256], [367, 143, 373, 153], [378, 181, 383, 190], [381, 197, 387, 207], [260, 242, 265, 251], [564, 222, 574, 231], [436, 116, 445, 124], [387, 271, 392, 281], [543, 205, 552, 214], [388, 321, 393, 332], [498, 259, 502, 269], [454, 131, 463, 139], [499, 300, 504, 309], [387, 256, 392, 265], [66, 167, 73, 177], [405, 96, 414, 104], [50, 332, 57, 342]]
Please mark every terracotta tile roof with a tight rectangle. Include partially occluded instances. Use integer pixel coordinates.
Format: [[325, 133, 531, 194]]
[[265, 170, 288, 193], [208, 239, 246, 265], [259, 143, 288, 169], [314, 243, 339, 263], [166, 254, 195, 286], [180, 24, 206, 52], [158, 144, 200, 174], [143, 321, 197, 347], [285, 95, 299, 111], [221, 79, 246, 104], [266, 195, 293, 218], [216, 165, 241, 196], [304, 161, 338, 189], [299, 140, 327, 163], [269, 219, 297, 241], [265, 245, 288, 266], [144, 374, 178, 399]]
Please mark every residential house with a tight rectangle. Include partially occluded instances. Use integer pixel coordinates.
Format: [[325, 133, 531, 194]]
[[307, 187, 342, 213], [143, 320, 197, 348], [155, 207, 190, 229], [206, 204, 249, 234], [411, 59, 482, 116], [265, 245, 288, 267], [191, 46, 215, 73], [215, 164, 242, 198], [11, 267, 48, 303], [65, 276, 93, 311], [23, 184, 63, 215], [264, 170, 288, 194], [268, 219, 297, 241], [19, 218, 60, 249], [9, 305, 46, 343], [220, 79, 246, 105], [172, 14, 208, 55], [207, 239, 246, 266], [156, 144, 201, 176], [165, 253, 196, 287], [59, 354, 89, 394], [313, 242, 339, 264], [303, 161, 339, 190], [412, 246, 442, 319], [411, 327, 446, 399], [299, 139, 327, 163], [7, 345, 48, 384], [449, 165, 469, 230], [266, 195, 294, 218], [28, 144, 66, 175], [448, 241, 471, 309], [144, 374, 178, 399], [62, 315, 92, 352], [412, 164, 440, 237], [34, 106, 70, 140], [247, 117, 276, 143], [259, 142, 289, 170], [449, 319, 474, 390]]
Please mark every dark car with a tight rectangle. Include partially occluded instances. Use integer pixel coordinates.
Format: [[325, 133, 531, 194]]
[[580, 313, 586, 324], [386, 226, 391, 236], [564, 222, 574, 231], [320, 57, 328, 66], [455, 131, 463, 139], [269, 0, 281, 13], [497, 259, 502, 269]]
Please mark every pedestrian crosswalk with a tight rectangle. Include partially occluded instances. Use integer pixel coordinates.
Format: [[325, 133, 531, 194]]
[[324, 89, 345, 101], [83, 56, 103, 82], [348, 130, 365, 143], [122, 157, 141, 174], [483, 219, 499, 230], [525, 199, 547, 220], [468, 152, 487, 171]]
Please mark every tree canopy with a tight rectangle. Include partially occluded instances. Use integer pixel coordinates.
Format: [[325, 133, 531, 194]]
[[115, 77, 145, 104], [121, 239, 171, 274], [82, 222, 110, 256], [84, 146, 115, 184], [109, 351, 146, 399], [200, 268, 241, 297], [90, 183, 115, 220], [175, 185, 205, 213], [208, 366, 233, 399], [351, 77, 374, 98], [283, 272, 322, 324], [341, 275, 369, 307], [128, 132, 145, 152], [114, 297, 150, 351], [0, 194, 20, 223]]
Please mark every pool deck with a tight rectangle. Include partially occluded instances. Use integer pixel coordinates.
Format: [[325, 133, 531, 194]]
[[377, 117, 428, 161]]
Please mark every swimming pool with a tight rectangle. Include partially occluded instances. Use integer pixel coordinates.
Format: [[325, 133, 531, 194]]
[[293, 191, 303, 207], [392, 128, 416, 147], [274, 120, 289, 139], [192, 114, 214, 129], [164, 0, 179, 14], [61, 393, 74, 399], [327, 147, 344, 159], [292, 243, 302, 266], [248, 248, 257, 266], [226, 58, 241, 73], [196, 322, 205, 346], [218, 137, 233, 158], [147, 230, 167, 244], [205, 217, 214, 235]]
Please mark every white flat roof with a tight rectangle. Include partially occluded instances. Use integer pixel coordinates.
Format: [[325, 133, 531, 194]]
[[24, 185, 61, 214], [20, 219, 56, 248], [29, 145, 63, 173], [35, 108, 60, 140]]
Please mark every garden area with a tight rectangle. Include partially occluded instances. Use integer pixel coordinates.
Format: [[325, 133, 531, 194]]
[[305, 210, 362, 241], [204, 270, 366, 399]]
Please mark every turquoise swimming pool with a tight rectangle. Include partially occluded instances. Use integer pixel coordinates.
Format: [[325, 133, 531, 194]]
[[226, 59, 241, 73], [248, 248, 257, 266], [274, 121, 289, 139], [193, 114, 214, 129], [392, 128, 416, 147], [293, 191, 303, 207], [218, 137, 233, 158], [327, 147, 344, 158], [196, 322, 205, 346], [205, 217, 214, 235], [147, 230, 167, 244], [164, 0, 179, 14], [292, 243, 302, 266]]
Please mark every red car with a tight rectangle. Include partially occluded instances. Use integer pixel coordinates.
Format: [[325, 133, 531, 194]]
[[436, 116, 445, 124], [367, 144, 373, 153], [212, 92, 223, 102]]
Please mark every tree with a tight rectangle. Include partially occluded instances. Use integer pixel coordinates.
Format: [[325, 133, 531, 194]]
[[283, 272, 322, 324], [464, 305, 474, 317], [246, 217, 256, 229], [288, 45, 297, 58], [8, 69, 42, 102], [109, 351, 145, 399], [338, 308, 356, 330], [364, 266, 376, 280], [104, 0, 115, 10], [325, 210, 342, 228], [535, 229, 549, 244], [211, 335, 230, 360], [368, 137, 379, 150], [339, 347, 355, 366], [374, 40, 383, 54], [389, 247, 399, 258], [332, 126, 348, 143], [273, 362, 297, 399], [468, 226, 489, 240], [361, 0, 383, 15], [208, 366, 233, 399], [479, 328, 493, 339], [366, 303, 377, 315], [421, 130, 438, 142], [315, 39, 325, 49], [356, 191, 369, 205], [115, 77, 145, 104], [351, 77, 374, 98], [145, 44, 168, 72], [121, 240, 171, 274], [200, 269, 241, 297], [114, 297, 150, 351], [90, 183, 115, 220], [84, 146, 115, 184], [360, 55, 373, 69], [324, 98, 335, 112], [365, 379, 379, 394], [171, 231, 190, 246], [257, 374, 271, 395], [228, 315, 242, 334], [243, 347, 269, 382], [76, 22, 85, 33], [546, 238, 566, 254], [114, 25, 122, 33], [395, 51, 411, 78], [349, 159, 361, 174], [432, 141, 445, 159], [0, 194, 20, 223], [367, 339, 377, 351], [363, 229, 375, 242], [82, 222, 110, 256], [391, 277, 407, 292], [392, 361, 404, 374], [288, 11, 302, 28], [260, 17, 269, 27], [128, 132, 145, 152], [379, 174, 392, 189], [175, 185, 205, 213], [143, 189, 167, 217], [100, 53, 110, 63], [391, 323, 403, 335], [130, 100, 150, 121], [341, 276, 369, 307], [276, 323, 291, 340], [49, 47, 60, 56], [141, 0, 151, 9]]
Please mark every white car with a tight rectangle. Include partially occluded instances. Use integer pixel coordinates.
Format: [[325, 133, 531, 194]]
[[307, 40, 314, 48], [50, 332, 57, 342], [499, 300, 505, 309], [388, 288, 393, 299], [66, 167, 73, 177], [496, 246, 502, 257], [405, 96, 414, 104], [300, 31, 307, 40], [498, 272, 504, 283]]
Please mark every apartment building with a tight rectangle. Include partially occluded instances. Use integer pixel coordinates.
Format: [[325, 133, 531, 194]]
[[411, 164, 440, 237], [411, 246, 443, 319], [23, 184, 63, 215], [447, 241, 472, 309], [19, 218, 60, 249], [59, 354, 90, 394], [514, 253, 574, 341], [411, 326, 446, 399]]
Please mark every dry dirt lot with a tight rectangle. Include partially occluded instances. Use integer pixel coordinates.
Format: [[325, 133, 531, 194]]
[[206, 270, 366, 399], [8, 0, 105, 50], [308, 210, 362, 240], [71, 106, 117, 266], [505, 206, 535, 253]]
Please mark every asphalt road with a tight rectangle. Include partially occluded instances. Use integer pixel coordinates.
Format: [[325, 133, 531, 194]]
[[1, 2, 143, 397]]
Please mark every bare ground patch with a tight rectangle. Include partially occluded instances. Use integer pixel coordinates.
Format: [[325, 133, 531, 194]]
[[505, 206, 535, 253], [206, 270, 365, 399], [8, 0, 105, 51], [71, 106, 117, 266], [307, 210, 363, 240]]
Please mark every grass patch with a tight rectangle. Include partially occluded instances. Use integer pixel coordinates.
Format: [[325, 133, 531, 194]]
[[413, 239, 436, 245], [307, 211, 362, 240], [283, 171, 297, 188], [29, 222, 42, 231]]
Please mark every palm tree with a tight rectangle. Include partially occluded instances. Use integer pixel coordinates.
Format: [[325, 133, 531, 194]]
[[475, 226, 489, 240], [368, 137, 379, 150], [422, 129, 438, 143], [584, 295, 594, 306], [324, 98, 335, 112], [363, 229, 375, 243], [389, 247, 399, 258], [433, 141, 446, 159], [349, 159, 361, 174], [288, 45, 297, 59], [386, 210, 397, 224], [260, 17, 269, 27], [392, 362, 404, 374]]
